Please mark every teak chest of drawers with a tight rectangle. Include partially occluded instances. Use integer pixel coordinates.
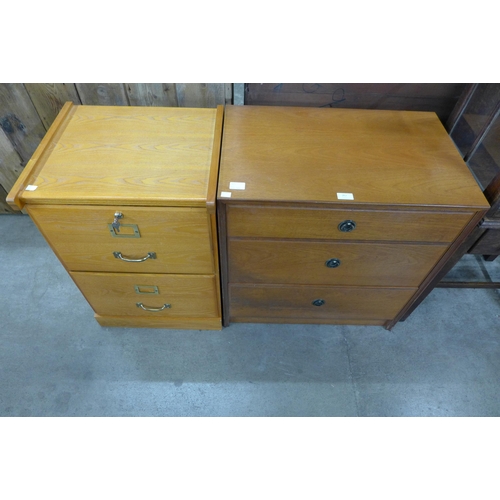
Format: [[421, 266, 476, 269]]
[[217, 105, 489, 329], [8, 103, 223, 330]]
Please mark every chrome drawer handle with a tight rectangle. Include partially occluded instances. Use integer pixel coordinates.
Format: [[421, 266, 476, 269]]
[[113, 251, 156, 262], [136, 302, 171, 312]]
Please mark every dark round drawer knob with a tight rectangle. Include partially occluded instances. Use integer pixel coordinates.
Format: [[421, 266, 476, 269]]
[[325, 258, 341, 268], [312, 299, 325, 307], [338, 220, 356, 232]]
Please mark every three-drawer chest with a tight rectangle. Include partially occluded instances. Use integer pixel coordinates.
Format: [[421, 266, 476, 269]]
[[217, 105, 489, 329], [8, 103, 223, 329]]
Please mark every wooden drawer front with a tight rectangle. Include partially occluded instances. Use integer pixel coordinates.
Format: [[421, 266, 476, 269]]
[[70, 272, 219, 318], [227, 206, 472, 243], [29, 205, 213, 273], [229, 285, 416, 321], [228, 240, 447, 287]]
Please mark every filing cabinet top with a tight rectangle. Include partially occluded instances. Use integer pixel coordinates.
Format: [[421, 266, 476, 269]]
[[9, 104, 222, 209], [218, 105, 489, 209]]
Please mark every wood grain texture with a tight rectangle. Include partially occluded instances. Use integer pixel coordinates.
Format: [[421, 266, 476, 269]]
[[210, 213, 222, 317], [28, 205, 214, 274], [0, 127, 24, 193], [229, 284, 416, 322], [71, 271, 219, 317], [245, 83, 467, 122], [94, 314, 221, 329], [6, 102, 76, 210], [0, 83, 47, 162], [24, 84, 81, 128], [225, 84, 233, 104], [228, 239, 447, 287], [219, 106, 488, 209], [176, 84, 227, 108], [468, 228, 500, 255], [226, 205, 474, 243], [75, 83, 129, 105], [0, 185, 13, 213], [125, 83, 178, 107], [20, 105, 217, 206], [217, 200, 230, 326], [206, 105, 224, 213]]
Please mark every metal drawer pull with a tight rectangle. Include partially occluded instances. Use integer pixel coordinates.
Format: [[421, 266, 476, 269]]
[[108, 211, 141, 238], [312, 299, 325, 306], [338, 220, 356, 232], [113, 251, 156, 262], [325, 258, 341, 268], [134, 285, 159, 295], [136, 302, 171, 312]]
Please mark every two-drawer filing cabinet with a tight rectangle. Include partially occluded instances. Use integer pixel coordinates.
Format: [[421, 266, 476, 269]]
[[217, 105, 489, 329], [8, 103, 223, 330]]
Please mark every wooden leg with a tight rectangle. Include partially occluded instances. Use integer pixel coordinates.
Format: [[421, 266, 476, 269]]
[[483, 255, 498, 261]]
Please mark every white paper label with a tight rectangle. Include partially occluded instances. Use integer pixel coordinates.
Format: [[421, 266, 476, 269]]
[[220, 191, 232, 198], [25, 185, 38, 191], [229, 182, 246, 190], [337, 192, 354, 200]]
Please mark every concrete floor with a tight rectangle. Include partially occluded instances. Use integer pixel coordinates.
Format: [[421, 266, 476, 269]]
[[2, 214, 500, 417]]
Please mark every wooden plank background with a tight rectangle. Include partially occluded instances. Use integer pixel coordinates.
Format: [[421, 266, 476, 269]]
[[245, 83, 467, 123], [0, 83, 232, 213]]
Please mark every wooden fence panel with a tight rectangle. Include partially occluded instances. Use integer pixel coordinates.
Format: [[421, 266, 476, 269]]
[[126, 83, 178, 106], [0, 128, 24, 213], [175, 83, 227, 107], [0, 128, 24, 192], [0, 185, 11, 213], [0, 83, 47, 162], [245, 83, 467, 123], [75, 83, 129, 105], [24, 83, 81, 129]]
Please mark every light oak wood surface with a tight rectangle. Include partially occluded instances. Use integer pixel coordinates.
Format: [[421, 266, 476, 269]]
[[28, 205, 214, 274], [16, 104, 218, 207], [227, 205, 474, 243], [94, 314, 221, 330], [218, 106, 489, 209], [228, 239, 447, 287], [71, 272, 219, 318]]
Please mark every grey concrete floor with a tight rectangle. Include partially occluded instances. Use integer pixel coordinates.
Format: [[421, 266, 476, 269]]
[[2, 214, 500, 416]]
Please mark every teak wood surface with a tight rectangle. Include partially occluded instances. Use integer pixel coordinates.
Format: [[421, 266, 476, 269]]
[[229, 285, 416, 322], [218, 105, 489, 328], [228, 239, 447, 287], [218, 106, 488, 209], [226, 205, 474, 243]]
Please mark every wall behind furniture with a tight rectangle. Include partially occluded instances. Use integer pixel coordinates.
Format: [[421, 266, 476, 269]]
[[0, 83, 232, 214], [245, 83, 466, 123]]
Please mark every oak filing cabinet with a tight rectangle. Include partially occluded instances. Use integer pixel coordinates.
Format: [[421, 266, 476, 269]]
[[7, 103, 223, 330], [217, 105, 489, 329]]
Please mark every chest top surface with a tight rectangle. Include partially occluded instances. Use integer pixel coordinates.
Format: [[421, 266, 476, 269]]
[[218, 105, 488, 209], [21, 105, 218, 207]]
